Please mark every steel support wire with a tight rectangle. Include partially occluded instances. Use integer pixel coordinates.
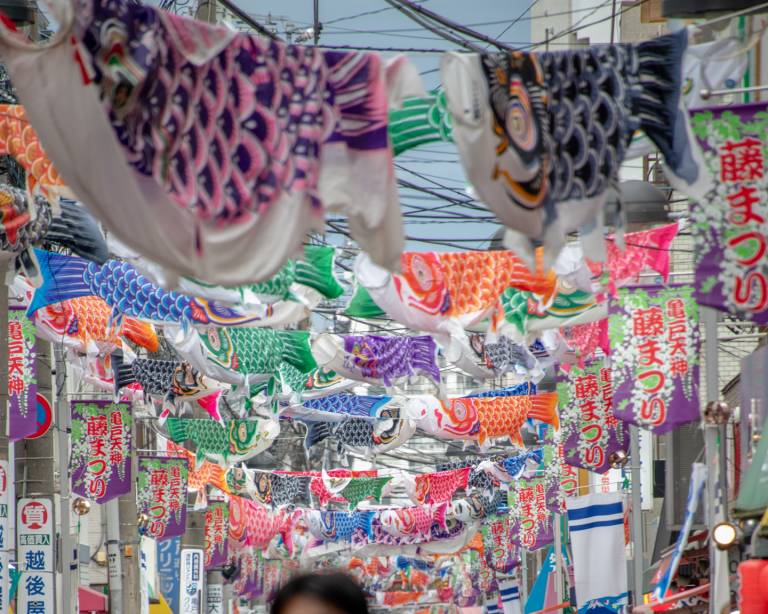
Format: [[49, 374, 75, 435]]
[[383, 0, 484, 52], [216, 0, 281, 39], [387, 0, 511, 51]]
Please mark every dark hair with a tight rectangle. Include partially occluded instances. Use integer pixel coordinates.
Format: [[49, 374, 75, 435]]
[[270, 572, 369, 614]]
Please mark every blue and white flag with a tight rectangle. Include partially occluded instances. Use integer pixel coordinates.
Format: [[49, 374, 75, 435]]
[[566, 492, 628, 613], [653, 462, 707, 601], [486, 599, 502, 614], [498, 578, 522, 614]]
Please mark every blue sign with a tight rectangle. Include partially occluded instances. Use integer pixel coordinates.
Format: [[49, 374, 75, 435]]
[[157, 536, 181, 613]]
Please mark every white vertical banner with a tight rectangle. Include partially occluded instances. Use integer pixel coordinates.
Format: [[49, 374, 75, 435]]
[[566, 492, 628, 613], [180, 548, 204, 614], [0, 461, 10, 611], [140, 536, 156, 614], [206, 583, 224, 614], [17, 497, 55, 614], [639, 430, 653, 511]]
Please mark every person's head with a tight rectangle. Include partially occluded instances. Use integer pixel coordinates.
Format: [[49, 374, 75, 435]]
[[270, 572, 369, 614]]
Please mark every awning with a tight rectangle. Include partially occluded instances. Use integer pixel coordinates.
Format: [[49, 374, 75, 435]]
[[734, 414, 768, 519], [79, 585, 108, 613]]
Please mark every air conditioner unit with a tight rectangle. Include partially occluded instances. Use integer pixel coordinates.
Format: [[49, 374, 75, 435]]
[[663, 0, 766, 17]]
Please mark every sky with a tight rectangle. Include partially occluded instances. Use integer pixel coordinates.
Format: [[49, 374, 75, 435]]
[[206, 0, 535, 250]]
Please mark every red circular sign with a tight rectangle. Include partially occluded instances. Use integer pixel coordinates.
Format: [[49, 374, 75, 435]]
[[26, 393, 52, 440], [21, 501, 48, 530]]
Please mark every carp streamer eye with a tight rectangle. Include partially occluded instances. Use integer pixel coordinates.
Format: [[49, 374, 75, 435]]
[[505, 80, 538, 156]]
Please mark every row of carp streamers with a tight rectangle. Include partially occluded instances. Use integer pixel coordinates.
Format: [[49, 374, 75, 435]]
[[0, 0, 752, 601]]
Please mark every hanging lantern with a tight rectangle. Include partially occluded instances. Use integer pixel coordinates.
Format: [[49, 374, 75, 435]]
[[137, 512, 150, 535], [608, 450, 629, 469], [704, 401, 731, 426], [72, 497, 91, 516]]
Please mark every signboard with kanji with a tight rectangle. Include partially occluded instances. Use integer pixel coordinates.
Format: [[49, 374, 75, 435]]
[[157, 536, 181, 613], [609, 285, 701, 433], [508, 478, 555, 551], [17, 497, 54, 614], [690, 103, 768, 322], [481, 515, 519, 573], [8, 307, 37, 441], [204, 501, 229, 569], [206, 583, 224, 614], [0, 461, 10, 611], [556, 360, 629, 473], [137, 456, 188, 540], [71, 400, 133, 502], [180, 548, 204, 614]]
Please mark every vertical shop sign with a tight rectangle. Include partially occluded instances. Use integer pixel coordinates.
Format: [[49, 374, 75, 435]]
[[157, 536, 181, 613], [180, 548, 204, 614], [17, 498, 54, 614]]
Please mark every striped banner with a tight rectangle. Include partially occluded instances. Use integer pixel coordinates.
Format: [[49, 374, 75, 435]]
[[566, 493, 628, 613], [498, 578, 522, 614], [485, 600, 502, 614], [652, 463, 707, 601]]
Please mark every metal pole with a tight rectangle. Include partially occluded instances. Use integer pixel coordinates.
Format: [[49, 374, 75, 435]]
[[106, 498, 123, 614], [313, 0, 320, 45], [222, 581, 233, 614], [702, 306, 729, 614], [54, 346, 76, 613], [629, 425, 645, 606], [120, 419, 141, 612], [610, 0, 617, 44], [520, 551, 528, 607], [553, 513, 563, 604]]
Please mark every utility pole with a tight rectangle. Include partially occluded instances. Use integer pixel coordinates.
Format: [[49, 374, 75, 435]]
[[313, 0, 320, 45], [54, 346, 76, 612], [15, 342, 56, 603], [702, 307, 730, 614], [119, 420, 143, 612], [629, 425, 645, 606], [106, 497, 122, 613]]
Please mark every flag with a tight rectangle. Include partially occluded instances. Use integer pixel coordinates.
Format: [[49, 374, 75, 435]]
[[485, 599, 502, 614], [566, 492, 628, 613], [498, 578, 522, 614], [524, 545, 568, 614], [652, 463, 706, 601]]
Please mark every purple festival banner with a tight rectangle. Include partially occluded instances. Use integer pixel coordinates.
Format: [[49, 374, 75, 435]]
[[690, 102, 768, 322], [556, 361, 629, 474], [609, 285, 700, 433], [204, 501, 229, 569], [8, 307, 37, 441], [137, 456, 188, 540], [482, 515, 520, 573], [71, 401, 132, 502], [508, 476, 555, 551]]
